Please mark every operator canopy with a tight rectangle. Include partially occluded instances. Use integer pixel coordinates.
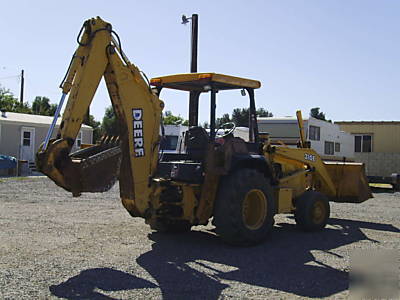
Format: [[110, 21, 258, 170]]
[[150, 73, 261, 92]]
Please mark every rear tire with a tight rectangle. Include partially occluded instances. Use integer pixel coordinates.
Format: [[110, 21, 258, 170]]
[[294, 191, 330, 231], [213, 169, 275, 246]]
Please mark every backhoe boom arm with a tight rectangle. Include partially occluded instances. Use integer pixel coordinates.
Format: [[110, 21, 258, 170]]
[[36, 17, 164, 217]]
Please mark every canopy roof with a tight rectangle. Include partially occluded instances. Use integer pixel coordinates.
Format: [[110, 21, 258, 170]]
[[150, 73, 261, 92]]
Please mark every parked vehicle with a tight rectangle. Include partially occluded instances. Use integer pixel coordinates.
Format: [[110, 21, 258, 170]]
[[36, 17, 372, 246]]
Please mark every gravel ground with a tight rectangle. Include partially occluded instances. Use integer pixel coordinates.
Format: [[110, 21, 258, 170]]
[[0, 177, 399, 299]]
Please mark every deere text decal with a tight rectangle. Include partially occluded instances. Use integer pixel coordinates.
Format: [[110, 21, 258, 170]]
[[132, 109, 145, 157]]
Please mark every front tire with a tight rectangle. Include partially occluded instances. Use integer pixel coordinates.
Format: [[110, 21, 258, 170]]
[[213, 169, 275, 246], [294, 191, 330, 231]]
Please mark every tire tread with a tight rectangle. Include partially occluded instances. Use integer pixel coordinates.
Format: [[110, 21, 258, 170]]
[[213, 168, 275, 245]]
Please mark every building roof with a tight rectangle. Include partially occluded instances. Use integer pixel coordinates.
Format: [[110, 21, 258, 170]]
[[258, 116, 309, 122], [0, 112, 92, 129], [335, 121, 400, 125]]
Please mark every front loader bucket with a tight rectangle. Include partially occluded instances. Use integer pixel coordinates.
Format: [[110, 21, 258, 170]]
[[323, 162, 373, 203]]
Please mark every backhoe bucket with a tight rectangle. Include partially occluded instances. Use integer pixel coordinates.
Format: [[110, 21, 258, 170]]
[[69, 144, 122, 194], [36, 141, 122, 196], [323, 162, 372, 203]]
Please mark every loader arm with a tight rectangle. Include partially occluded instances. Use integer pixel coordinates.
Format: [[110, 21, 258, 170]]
[[36, 17, 164, 217], [270, 146, 372, 203]]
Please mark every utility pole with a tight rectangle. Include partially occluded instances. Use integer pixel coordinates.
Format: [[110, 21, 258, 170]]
[[190, 14, 198, 73], [182, 14, 199, 126], [20, 70, 24, 105]]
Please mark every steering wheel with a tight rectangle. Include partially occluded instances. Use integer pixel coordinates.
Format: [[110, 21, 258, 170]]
[[217, 122, 236, 138]]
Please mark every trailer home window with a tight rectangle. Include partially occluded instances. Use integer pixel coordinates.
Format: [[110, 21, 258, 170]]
[[324, 141, 334, 155], [354, 135, 372, 152], [23, 131, 31, 146], [309, 126, 320, 141], [75, 131, 82, 148], [335, 142, 340, 152], [161, 135, 179, 151]]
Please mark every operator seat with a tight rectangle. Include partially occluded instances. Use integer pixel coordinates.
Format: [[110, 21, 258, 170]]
[[185, 126, 209, 161]]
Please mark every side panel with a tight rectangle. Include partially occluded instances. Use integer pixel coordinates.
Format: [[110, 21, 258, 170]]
[[0, 123, 20, 158], [275, 188, 293, 213], [80, 128, 93, 145]]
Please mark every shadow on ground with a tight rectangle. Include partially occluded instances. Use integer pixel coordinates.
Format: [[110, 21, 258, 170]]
[[50, 218, 399, 299], [370, 186, 398, 194], [49, 268, 157, 299]]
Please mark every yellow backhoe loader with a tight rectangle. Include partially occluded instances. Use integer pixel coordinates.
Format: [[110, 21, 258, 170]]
[[36, 17, 372, 245]]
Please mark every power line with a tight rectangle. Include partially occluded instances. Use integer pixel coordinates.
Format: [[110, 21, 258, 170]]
[[0, 74, 20, 80]]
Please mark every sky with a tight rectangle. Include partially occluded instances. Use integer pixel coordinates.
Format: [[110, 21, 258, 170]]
[[0, 0, 399, 123]]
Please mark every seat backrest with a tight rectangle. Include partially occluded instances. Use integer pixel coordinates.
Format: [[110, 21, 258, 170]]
[[185, 126, 209, 161]]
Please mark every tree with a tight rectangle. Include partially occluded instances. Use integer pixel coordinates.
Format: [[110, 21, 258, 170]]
[[32, 96, 51, 115], [231, 107, 273, 127], [216, 113, 231, 127], [102, 106, 120, 136], [32, 96, 59, 116], [31, 96, 61, 116], [0, 86, 31, 114], [163, 111, 189, 126], [49, 104, 58, 116], [231, 108, 249, 127], [310, 107, 326, 121], [17, 102, 33, 114], [256, 107, 273, 118]]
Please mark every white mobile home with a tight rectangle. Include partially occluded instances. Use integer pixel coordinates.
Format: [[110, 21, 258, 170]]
[[161, 125, 188, 153], [257, 116, 354, 160], [0, 111, 93, 166]]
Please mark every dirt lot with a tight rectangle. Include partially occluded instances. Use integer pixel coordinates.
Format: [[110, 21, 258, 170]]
[[0, 177, 399, 299]]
